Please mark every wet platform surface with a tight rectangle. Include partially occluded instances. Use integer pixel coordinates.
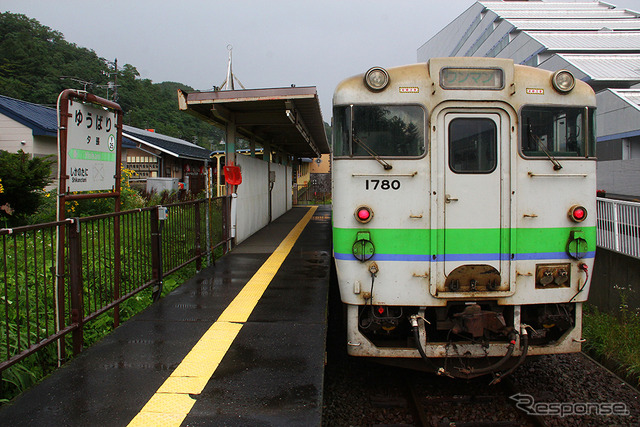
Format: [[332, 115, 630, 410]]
[[0, 205, 332, 426]]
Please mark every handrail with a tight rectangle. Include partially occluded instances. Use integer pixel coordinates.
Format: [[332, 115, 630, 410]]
[[596, 197, 640, 259], [0, 197, 228, 375]]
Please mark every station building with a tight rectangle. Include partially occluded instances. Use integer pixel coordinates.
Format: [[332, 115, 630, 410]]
[[418, 0, 640, 199]]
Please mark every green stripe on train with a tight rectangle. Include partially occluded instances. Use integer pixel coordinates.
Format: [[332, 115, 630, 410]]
[[333, 226, 596, 255]]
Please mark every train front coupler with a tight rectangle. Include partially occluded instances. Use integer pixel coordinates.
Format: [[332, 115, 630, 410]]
[[411, 306, 529, 380]]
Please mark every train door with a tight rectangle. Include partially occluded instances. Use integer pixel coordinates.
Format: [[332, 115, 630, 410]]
[[436, 110, 510, 293]]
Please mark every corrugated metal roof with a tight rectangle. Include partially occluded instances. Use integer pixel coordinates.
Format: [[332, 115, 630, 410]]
[[506, 19, 640, 31], [0, 95, 57, 137], [528, 31, 640, 51], [421, 1, 640, 88], [123, 125, 211, 160], [481, 1, 615, 11], [479, 1, 639, 19], [490, 10, 634, 19], [557, 54, 640, 81], [610, 89, 640, 111]]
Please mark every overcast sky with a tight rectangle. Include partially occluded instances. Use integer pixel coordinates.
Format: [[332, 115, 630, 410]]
[[3, 0, 640, 121]]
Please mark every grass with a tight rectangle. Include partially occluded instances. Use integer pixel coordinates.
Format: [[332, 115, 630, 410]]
[[0, 263, 199, 403], [582, 296, 640, 387]]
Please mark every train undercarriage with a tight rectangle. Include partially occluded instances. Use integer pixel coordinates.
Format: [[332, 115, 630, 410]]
[[346, 301, 581, 381]]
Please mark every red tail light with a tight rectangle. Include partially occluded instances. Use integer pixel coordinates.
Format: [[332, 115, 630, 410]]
[[355, 206, 373, 223], [568, 205, 587, 223]]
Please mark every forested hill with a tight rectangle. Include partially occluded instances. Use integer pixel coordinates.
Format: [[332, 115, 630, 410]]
[[0, 12, 224, 147]]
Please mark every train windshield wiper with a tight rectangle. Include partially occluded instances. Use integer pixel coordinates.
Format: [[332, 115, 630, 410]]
[[528, 129, 562, 171], [352, 131, 392, 170]]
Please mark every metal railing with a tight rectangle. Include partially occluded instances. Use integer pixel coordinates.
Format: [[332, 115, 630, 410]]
[[294, 183, 330, 205], [596, 197, 640, 259], [0, 196, 230, 373]]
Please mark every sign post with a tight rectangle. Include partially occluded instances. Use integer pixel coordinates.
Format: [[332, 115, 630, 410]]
[[56, 90, 123, 363]]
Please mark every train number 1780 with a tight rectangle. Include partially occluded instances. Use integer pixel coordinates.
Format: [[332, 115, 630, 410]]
[[365, 179, 401, 190]]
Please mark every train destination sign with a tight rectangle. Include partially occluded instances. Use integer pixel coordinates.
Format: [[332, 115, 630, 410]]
[[440, 67, 504, 90], [65, 100, 118, 192]]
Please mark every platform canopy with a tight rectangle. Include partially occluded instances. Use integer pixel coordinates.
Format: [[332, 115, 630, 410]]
[[177, 86, 329, 158]]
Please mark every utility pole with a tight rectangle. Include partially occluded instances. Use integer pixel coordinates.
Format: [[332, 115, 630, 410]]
[[106, 58, 119, 101], [112, 58, 118, 102]]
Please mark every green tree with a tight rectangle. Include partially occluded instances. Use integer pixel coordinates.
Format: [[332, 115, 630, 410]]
[[0, 12, 110, 104], [324, 121, 332, 142], [0, 12, 224, 149], [0, 150, 55, 225]]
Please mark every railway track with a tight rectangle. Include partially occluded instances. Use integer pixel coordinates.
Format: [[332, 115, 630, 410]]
[[323, 353, 640, 426], [402, 372, 542, 427]]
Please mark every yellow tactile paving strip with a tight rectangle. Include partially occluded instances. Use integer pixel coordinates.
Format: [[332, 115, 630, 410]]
[[128, 206, 317, 427]]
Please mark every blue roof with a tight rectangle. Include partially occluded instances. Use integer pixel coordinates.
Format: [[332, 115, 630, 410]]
[[121, 134, 141, 149], [0, 95, 58, 137], [123, 125, 211, 160]]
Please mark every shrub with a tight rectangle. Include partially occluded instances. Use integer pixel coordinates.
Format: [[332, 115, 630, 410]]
[[0, 150, 54, 226]]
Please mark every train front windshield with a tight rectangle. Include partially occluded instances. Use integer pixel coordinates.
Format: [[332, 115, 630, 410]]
[[333, 105, 426, 158], [521, 106, 596, 158]]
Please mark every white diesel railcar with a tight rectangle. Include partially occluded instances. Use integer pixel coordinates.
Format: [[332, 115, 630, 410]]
[[332, 57, 596, 380]]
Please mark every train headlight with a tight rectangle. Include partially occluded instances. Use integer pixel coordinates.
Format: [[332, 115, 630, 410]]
[[552, 70, 575, 93], [364, 67, 389, 92], [568, 205, 587, 223], [355, 205, 373, 223]]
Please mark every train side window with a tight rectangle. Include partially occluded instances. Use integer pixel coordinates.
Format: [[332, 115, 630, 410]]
[[521, 106, 595, 158], [448, 118, 497, 174], [333, 105, 426, 157], [333, 106, 351, 157]]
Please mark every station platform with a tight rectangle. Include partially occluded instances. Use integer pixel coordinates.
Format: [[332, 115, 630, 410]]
[[0, 205, 332, 426]]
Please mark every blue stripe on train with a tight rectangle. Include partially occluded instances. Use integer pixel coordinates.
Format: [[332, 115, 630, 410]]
[[334, 251, 596, 262]]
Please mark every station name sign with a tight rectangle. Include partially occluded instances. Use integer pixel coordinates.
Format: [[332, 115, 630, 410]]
[[59, 91, 121, 193]]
